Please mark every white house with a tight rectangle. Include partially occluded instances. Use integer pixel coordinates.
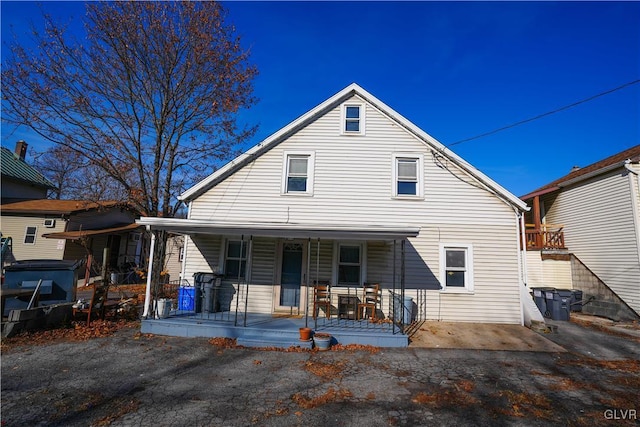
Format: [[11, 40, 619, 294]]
[[138, 84, 530, 344]]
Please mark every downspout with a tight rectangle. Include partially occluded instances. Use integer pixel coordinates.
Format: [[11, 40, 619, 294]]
[[179, 201, 192, 286], [624, 160, 640, 269], [142, 226, 156, 319], [514, 208, 526, 326]]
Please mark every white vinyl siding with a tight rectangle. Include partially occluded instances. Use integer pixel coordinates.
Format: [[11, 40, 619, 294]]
[[0, 216, 66, 261], [525, 251, 573, 289], [186, 94, 523, 324], [543, 169, 640, 313]]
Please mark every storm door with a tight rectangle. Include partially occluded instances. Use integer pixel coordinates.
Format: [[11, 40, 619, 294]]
[[279, 242, 304, 307]]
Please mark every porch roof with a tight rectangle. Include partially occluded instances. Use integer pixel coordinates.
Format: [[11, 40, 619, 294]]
[[136, 217, 420, 240]]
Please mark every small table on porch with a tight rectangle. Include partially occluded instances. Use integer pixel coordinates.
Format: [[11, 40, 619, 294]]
[[337, 295, 359, 320]]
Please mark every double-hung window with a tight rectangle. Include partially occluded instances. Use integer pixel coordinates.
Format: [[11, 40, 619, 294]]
[[342, 103, 365, 135], [393, 154, 423, 198], [337, 244, 362, 286], [282, 151, 314, 195], [439, 243, 474, 292], [24, 226, 37, 245], [225, 240, 247, 279]]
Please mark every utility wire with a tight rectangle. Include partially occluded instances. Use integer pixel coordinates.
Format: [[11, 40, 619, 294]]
[[446, 79, 640, 147]]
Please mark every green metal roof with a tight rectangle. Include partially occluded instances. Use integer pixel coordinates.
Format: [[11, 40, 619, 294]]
[[0, 147, 56, 190]]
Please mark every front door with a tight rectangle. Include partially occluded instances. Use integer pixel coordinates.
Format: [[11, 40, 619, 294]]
[[279, 242, 304, 307]]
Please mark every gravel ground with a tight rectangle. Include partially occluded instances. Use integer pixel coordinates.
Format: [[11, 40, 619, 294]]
[[1, 317, 639, 427]]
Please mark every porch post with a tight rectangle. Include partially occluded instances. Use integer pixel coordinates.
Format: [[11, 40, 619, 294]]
[[401, 239, 406, 331], [532, 195, 542, 248], [305, 238, 311, 327], [142, 228, 156, 319], [234, 235, 244, 326], [392, 240, 397, 328], [243, 236, 253, 327]]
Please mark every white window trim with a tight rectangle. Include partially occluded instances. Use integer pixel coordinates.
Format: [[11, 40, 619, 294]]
[[281, 151, 315, 196], [220, 237, 249, 279], [24, 226, 37, 245], [332, 241, 367, 286], [341, 103, 365, 135], [439, 243, 474, 293], [392, 153, 424, 199]]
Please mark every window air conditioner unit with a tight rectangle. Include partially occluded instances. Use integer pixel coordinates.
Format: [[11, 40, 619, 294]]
[[44, 219, 56, 228]]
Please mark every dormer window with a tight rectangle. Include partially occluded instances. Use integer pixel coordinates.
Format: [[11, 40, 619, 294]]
[[342, 103, 365, 135]]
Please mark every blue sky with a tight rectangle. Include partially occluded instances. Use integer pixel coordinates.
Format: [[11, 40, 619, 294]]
[[2, 1, 639, 197]]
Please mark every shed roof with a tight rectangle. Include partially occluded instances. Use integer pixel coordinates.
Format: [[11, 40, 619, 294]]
[[521, 144, 640, 200], [0, 199, 128, 215], [0, 147, 56, 190]]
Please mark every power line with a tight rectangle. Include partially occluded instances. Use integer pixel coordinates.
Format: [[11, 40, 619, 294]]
[[446, 79, 640, 147]]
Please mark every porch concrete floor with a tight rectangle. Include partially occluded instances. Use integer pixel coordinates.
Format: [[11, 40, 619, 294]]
[[141, 311, 408, 348]]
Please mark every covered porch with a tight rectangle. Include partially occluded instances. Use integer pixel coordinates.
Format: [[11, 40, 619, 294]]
[[136, 217, 421, 348]]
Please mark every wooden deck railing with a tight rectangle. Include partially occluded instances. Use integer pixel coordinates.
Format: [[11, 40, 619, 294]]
[[525, 224, 565, 250]]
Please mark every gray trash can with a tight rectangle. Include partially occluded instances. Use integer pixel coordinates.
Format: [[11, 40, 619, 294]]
[[549, 289, 572, 321], [543, 289, 556, 319], [393, 295, 414, 324], [570, 289, 583, 312], [193, 272, 221, 313], [531, 287, 554, 316]]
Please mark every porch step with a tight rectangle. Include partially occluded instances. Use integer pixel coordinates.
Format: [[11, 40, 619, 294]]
[[237, 330, 313, 349]]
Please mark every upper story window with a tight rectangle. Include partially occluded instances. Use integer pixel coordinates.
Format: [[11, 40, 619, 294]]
[[439, 243, 474, 293], [282, 151, 315, 195], [392, 154, 423, 198], [342, 103, 365, 135], [24, 226, 37, 245]]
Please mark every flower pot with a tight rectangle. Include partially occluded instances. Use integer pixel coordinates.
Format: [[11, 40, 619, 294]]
[[313, 333, 332, 351], [299, 327, 312, 341]]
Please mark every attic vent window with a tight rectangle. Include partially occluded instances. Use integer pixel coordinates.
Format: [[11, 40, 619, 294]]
[[342, 103, 365, 135]]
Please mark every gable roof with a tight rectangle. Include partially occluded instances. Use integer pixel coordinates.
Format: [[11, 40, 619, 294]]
[[0, 199, 129, 216], [180, 83, 527, 211], [521, 144, 640, 200], [0, 147, 56, 190]]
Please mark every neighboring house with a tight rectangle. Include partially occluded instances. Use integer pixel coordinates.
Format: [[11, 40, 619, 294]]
[[0, 199, 144, 277], [1, 141, 56, 201], [521, 145, 640, 320], [138, 83, 529, 330]]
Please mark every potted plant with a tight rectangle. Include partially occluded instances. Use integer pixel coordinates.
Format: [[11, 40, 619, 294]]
[[313, 332, 332, 351], [299, 327, 312, 341]]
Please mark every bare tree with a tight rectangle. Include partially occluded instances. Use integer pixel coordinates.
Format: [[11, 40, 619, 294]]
[[3, 1, 258, 284], [33, 144, 127, 201]]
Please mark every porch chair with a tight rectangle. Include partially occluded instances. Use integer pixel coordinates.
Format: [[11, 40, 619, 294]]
[[312, 281, 332, 319], [73, 282, 118, 326], [357, 283, 381, 320]]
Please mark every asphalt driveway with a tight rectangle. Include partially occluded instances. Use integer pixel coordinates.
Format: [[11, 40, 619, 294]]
[[1, 315, 638, 426]]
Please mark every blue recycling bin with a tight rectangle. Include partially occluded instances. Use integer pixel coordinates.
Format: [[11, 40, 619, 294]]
[[178, 286, 196, 311]]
